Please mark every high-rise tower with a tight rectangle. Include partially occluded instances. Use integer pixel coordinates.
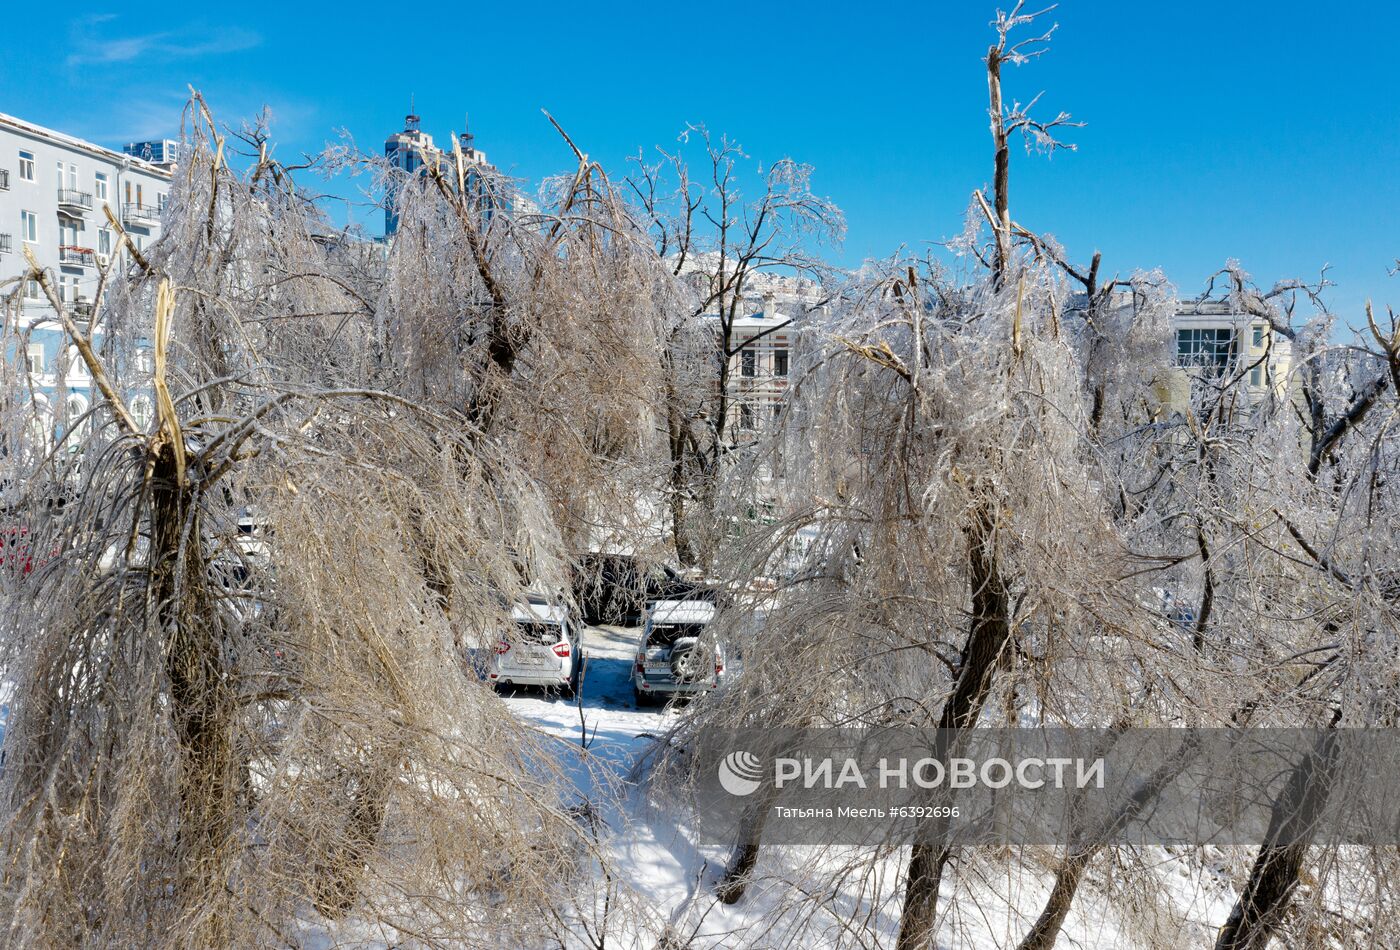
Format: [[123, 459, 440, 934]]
[[383, 105, 500, 238]]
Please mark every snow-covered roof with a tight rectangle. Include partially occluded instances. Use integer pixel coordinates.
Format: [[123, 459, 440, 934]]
[[731, 312, 793, 330], [668, 253, 823, 297], [647, 600, 716, 624], [1177, 300, 1241, 317], [0, 112, 172, 179], [511, 602, 569, 624], [703, 311, 796, 333]]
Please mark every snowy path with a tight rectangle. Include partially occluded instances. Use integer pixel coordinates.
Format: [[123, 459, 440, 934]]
[[496, 624, 746, 943], [494, 627, 1229, 949]]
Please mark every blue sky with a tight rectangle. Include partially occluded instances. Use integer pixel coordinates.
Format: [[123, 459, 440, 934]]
[[5, 4, 1397, 325]]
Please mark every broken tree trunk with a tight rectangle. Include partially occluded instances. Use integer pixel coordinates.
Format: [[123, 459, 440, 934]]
[[151, 442, 241, 948]]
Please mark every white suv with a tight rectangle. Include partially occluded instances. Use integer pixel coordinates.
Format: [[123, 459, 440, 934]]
[[489, 597, 584, 697], [632, 599, 724, 706]]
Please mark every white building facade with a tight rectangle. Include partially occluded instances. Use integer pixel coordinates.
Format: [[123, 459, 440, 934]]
[[1, 112, 172, 440], [723, 293, 796, 436], [706, 280, 827, 490]]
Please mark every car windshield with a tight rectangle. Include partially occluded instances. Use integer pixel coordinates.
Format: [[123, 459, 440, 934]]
[[648, 623, 705, 646], [513, 621, 563, 645]]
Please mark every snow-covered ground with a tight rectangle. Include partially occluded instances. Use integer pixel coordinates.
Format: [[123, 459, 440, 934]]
[[494, 625, 1238, 949]]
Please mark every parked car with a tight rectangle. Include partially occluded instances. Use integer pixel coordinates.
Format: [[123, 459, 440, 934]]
[[235, 512, 273, 565], [489, 595, 584, 697], [573, 553, 715, 627], [632, 599, 724, 706]]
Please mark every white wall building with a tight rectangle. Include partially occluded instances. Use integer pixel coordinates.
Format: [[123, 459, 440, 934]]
[[706, 281, 828, 492], [1, 112, 172, 438], [721, 293, 797, 436]]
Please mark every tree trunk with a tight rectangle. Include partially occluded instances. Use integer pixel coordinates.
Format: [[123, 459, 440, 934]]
[[152, 446, 239, 948], [663, 369, 702, 568], [897, 505, 1011, 950], [715, 717, 812, 904], [987, 48, 1012, 290], [1215, 729, 1339, 950], [313, 762, 397, 917], [715, 793, 771, 904], [897, 841, 949, 950], [1017, 731, 1202, 950], [1017, 852, 1092, 950]]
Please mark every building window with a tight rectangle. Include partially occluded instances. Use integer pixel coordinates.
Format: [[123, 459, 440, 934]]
[[57, 274, 78, 302], [20, 209, 37, 243], [24, 279, 41, 302], [25, 415, 50, 454], [136, 183, 143, 206], [18, 151, 34, 181], [1250, 365, 1263, 387], [26, 343, 44, 375], [98, 228, 112, 256], [740, 349, 756, 378], [63, 394, 90, 441], [95, 172, 108, 202], [130, 395, 154, 430], [738, 401, 754, 429], [125, 181, 132, 204], [1176, 328, 1237, 375], [773, 350, 789, 377], [1252, 325, 1264, 347]]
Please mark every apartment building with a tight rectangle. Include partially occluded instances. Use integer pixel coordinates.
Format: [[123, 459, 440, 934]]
[[383, 110, 500, 237], [1064, 289, 1292, 419], [1, 112, 172, 439], [705, 282, 831, 493], [723, 293, 797, 436], [1162, 300, 1293, 413]]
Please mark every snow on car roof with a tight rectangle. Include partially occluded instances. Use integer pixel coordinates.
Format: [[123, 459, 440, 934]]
[[511, 602, 569, 624], [648, 600, 716, 624]]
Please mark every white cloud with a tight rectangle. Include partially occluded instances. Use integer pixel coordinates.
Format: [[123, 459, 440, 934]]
[[66, 16, 261, 68]]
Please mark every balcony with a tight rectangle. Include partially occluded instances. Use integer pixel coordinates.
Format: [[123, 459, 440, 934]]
[[59, 246, 96, 268], [0, 168, 9, 190], [70, 300, 94, 330], [0, 234, 11, 255], [122, 203, 161, 228], [57, 189, 94, 214]]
